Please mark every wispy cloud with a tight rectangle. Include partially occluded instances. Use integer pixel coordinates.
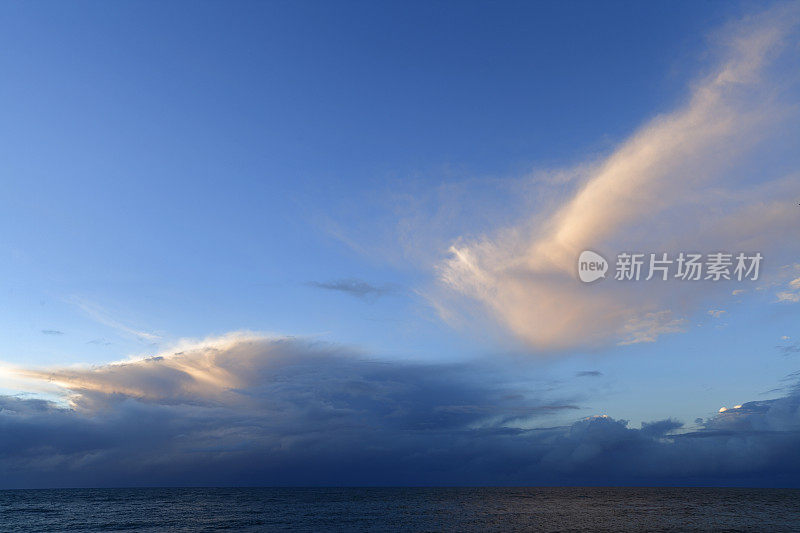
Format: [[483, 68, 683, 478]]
[[778, 342, 800, 356], [575, 370, 602, 377], [307, 279, 395, 300], [69, 297, 160, 342], [40, 329, 63, 336], [87, 338, 113, 346], [776, 275, 800, 303], [618, 311, 688, 346], [437, 5, 800, 350]]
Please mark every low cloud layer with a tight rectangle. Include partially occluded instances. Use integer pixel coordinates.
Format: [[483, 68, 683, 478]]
[[438, 5, 800, 350], [2, 335, 800, 488]]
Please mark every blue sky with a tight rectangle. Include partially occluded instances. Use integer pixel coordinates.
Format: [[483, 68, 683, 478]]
[[1, 1, 800, 487]]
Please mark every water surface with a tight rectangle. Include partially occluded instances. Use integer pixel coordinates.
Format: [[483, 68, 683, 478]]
[[2, 487, 799, 532]]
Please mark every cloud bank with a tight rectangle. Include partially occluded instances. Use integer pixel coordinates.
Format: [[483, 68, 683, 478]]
[[438, 5, 800, 350], [3, 335, 800, 488]]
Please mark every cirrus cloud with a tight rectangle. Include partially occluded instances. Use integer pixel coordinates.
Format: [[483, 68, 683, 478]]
[[437, 5, 800, 350]]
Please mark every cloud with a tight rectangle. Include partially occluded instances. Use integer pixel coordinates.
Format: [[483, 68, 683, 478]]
[[3, 334, 800, 488], [708, 309, 726, 318], [87, 338, 112, 346], [40, 330, 64, 336], [778, 342, 800, 356], [70, 297, 160, 342], [776, 276, 800, 303], [618, 311, 687, 346], [436, 5, 800, 350], [575, 370, 602, 377], [306, 279, 395, 300]]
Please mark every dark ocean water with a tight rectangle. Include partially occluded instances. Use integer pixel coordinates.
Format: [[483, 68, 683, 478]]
[[1, 487, 799, 532]]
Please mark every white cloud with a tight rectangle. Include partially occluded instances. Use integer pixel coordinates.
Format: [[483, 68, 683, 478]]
[[708, 309, 727, 319], [777, 292, 800, 303], [771, 265, 800, 303], [437, 5, 800, 350], [618, 311, 688, 346], [777, 276, 800, 302]]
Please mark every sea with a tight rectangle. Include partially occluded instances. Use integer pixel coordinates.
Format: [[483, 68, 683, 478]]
[[1, 487, 799, 532]]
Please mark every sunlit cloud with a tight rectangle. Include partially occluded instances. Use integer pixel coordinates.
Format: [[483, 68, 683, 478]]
[[776, 276, 800, 303], [436, 5, 800, 350]]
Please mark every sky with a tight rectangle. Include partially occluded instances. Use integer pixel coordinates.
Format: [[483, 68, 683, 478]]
[[1, 0, 800, 488]]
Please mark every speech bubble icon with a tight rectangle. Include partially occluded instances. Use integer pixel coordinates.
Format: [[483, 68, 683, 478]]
[[578, 250, 608, 283]]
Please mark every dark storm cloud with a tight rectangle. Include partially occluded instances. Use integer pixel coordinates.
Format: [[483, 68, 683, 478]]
[[2, 336, 800, 488], [306, 279, 394, 300]]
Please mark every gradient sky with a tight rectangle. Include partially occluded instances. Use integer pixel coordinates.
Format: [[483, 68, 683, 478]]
[[1, 0, 800, 487]]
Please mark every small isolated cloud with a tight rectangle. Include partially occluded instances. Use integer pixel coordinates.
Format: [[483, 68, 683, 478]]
[[575, 370, 603, 378], [40, 329, 63, 336], [87, 338, 112, 346], [778, 342, 800, 356], [782, 336, 791, 340], [618, 311, 687, 345], [776, 276, 800, 303], [436, 5, 800, 350], [307, 279, 395, 300], [732, 289, 746, 295], [708, 309, 727, 319]]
